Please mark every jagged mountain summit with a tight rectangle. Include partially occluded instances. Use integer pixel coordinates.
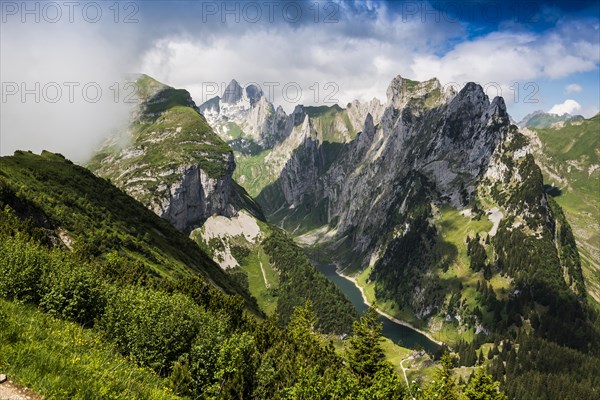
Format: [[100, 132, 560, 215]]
[[198, 79, 381, 153], [256, 76, 507, 236], [88, 75, 262, 232], [87, 74, 357, 334], [230, 74, 590, 351]]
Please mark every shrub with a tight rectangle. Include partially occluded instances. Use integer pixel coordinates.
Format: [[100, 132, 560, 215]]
[[99, 286, 203, 374], [39, 255, 106, 326], [0, 235, 47, 303]]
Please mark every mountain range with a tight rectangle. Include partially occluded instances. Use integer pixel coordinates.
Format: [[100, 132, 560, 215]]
[[1, 72, 598, 399]]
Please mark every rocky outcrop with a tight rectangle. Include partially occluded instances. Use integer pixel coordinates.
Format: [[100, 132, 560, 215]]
[[152, 153, 238, 232], [260, 75, 511, 256], [200, 80, 365, 152], [222, 79, 244, 105], [89, 75, 243, 233], [245, 84, 264, 106]]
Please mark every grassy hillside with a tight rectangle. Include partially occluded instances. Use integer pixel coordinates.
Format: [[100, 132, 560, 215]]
[[532, 115, 600, 303], [0, 150, 405, 399], [304, 105, 357, 143], [0, 150, 255, 306], [0, 299, 180, 399], [0, 185, 459, 400], [88, 75, 232, 208]]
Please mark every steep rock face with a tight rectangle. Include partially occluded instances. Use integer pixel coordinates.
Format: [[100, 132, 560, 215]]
[[262, 76, 510, 255], [222, 79, 244, 105], [251, 75, 588, 336], [200, 80, 373, 154], [346, 98, 384, 129], [88, 75, 245, 232], [153, 154, 238, 231], [277, 116, 322, 206], [245, 84, 264, 106]]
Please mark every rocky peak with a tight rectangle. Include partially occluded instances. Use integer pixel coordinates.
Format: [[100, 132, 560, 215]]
[[256, 74, 513, 256], [386, 75, 442, 109], [198, 95, 221, 115], [347, 98, 385, 129], [291, 105, 306, 126], [488, 96, 508, 120], [245, 84, 264, 106], [222, 79, 243, 104], [89, 75, 242, 233]]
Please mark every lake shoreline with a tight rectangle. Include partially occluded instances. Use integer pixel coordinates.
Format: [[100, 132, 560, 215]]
[[333, 264, 444, 347]]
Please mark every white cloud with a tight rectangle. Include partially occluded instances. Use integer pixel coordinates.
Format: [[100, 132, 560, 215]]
[[139, 3, 464, 112], [409, 21, 599, 105], [548, 99, 582, 115], [0, 16, 141, 161], [565, 83, 582, 93], [1, 1, 598, 160]]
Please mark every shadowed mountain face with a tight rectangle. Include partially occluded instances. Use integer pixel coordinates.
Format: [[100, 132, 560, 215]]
[[258, 78, 510, 253], [222, 79, 244, 105], [226, 75, 592, 353]]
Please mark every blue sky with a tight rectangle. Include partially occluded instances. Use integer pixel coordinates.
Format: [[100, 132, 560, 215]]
[[1, 0, 599, 159], [136, 0, 600, 119]]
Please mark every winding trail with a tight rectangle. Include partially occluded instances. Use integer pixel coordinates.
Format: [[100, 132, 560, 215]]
[[259, 257, 270, 289], [400, 356, 413, 386]]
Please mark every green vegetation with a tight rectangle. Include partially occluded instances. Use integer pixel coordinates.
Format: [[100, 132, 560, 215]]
[[1, 150, 442, 399], [532, 114, 600, 303], [88, 75, 233, 209], [233, 149, 274, 198], [522, 112, 583, 129], [225, 121, 245, 139], [0, 151, 254, 305], [263, 229, 358, 334], [368, 174, 447, 325], [304, 105, 357, 142], [0, 299, 179, 400], [488, 335, 600, 399], [194, 220, 280, 316], [239, 247, 279, 315]]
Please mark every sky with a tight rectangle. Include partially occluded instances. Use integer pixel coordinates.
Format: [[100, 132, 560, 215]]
[[1, 0, 599, 161]]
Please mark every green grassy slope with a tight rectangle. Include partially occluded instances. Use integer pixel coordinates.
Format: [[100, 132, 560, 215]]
[[0, 150, 256, 307], [532, 115, 600, 303], [88, 75, 232, 208], [0, 299, 180, 400]]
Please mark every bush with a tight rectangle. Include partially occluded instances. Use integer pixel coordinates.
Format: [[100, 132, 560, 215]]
[[0, 235, 47, 303], [99, 286, 204, 374], [39, 255, 106, 326]]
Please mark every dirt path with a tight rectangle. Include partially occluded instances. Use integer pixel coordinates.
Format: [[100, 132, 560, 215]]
[[400, 356, 412, 386], [0, 379, 41, 400], [259, 258, 270, 289]]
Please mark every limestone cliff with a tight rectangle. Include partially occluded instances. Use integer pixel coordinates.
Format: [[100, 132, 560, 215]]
[[88, 75, 260, 232]]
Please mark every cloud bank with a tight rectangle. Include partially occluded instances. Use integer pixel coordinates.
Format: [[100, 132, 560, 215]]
[[1, 0, 599, 160], [548, 99, 582, 115]]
